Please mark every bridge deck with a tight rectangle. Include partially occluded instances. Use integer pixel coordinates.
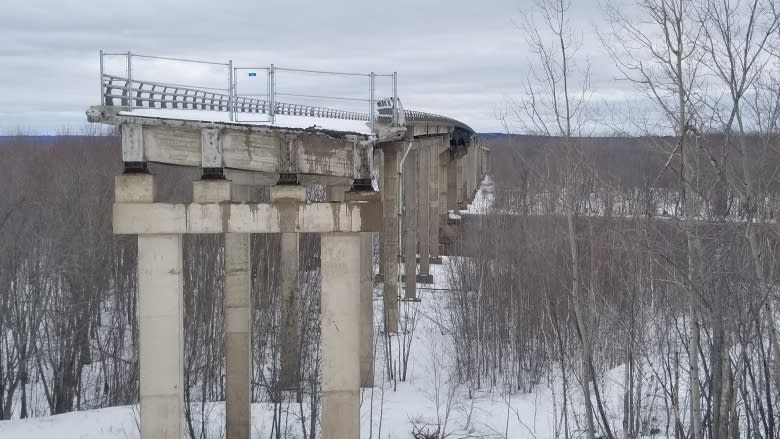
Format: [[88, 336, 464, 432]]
[[118, 108, 375, 136]]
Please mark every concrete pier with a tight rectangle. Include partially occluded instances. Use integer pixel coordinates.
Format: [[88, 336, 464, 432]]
[[360, 232, 375, 387], [382, 143, 401, 333], [377, 148, 385, 278], [429, 138, 441, 261], [138, 234, 185, 439], [417, 139, 430, 277], [468, 145, 478, 202], [116, 173, 185, 439], [447, 153, 458, 213], [278, 232, 300, 388], [193, 179, 252, 439], [321, 232, 361, 439], [271, 186, 306, 389], [403, 147, 418, 299], [439, 148, 449, 224], [224, 232, 252, 439], [457, 154, 466, 208]]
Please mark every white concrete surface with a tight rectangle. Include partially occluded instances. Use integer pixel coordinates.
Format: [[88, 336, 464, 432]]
[[320, 233, 361, 439], [137, 234, 184, 439]]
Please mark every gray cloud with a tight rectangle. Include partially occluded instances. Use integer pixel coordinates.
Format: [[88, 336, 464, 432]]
[[1, 0, 635, 134]]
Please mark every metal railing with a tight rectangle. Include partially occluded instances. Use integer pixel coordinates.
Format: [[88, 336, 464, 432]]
[[99, 50, 398, 126], [98, 51, 475, 134], [102, 74, 372, 121]]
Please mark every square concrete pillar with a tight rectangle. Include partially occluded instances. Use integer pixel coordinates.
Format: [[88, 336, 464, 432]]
[[224, 233, 252, 439], [457, 156, 466, 207], [278, 232, 300, 389], [271, 185, 306, 390], [403, 148, 417, 299], [376, 149, 385, 277], [447, 154, 458, 212], [416, 140, 430, 278], [193, 180, 252, 439], [138, 234, 184, 439], [321, 232, 361, 439], [468, 146, 478, 201], [429, 139, 440, 260], [381, 143, 401, 333], [439, 151, 449, 224], [360, 232, 375, 387]]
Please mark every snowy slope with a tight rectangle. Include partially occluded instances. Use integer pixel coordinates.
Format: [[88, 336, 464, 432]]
[[0, 258, 636, 439]]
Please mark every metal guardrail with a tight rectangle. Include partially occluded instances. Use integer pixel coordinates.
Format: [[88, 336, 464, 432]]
[[98, 51, 475, 135], [102, 74, 372, 121]]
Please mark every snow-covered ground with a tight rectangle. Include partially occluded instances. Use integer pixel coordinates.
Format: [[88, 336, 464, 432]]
[[461, 175, 495, 215], [0, 257, 638, 439]]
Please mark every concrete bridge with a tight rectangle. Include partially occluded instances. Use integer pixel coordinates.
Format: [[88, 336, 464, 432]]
[[87, 52, 488, 439]]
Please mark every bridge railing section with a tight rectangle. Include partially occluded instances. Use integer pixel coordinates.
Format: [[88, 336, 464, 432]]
[[99, 51, 400, 127]]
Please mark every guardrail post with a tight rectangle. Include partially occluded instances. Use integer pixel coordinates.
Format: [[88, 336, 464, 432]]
[[392, 72, 398, 126], [99, 50, 105, 105], [228, 60, 234, 122], [369, 72, 375, 130], [269, 64, 276, 125], [127, 51, 133, 111]]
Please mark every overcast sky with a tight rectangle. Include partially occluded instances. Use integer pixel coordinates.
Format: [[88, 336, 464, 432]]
[[0, 0, 635, 134]]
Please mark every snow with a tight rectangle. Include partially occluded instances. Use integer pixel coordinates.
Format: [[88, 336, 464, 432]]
[[119, 108, 374, 135], [460, 175, 496, 215], [0, 255, 638, 439]]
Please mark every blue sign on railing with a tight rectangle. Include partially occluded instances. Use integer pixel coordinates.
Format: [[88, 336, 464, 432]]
[[248, 72, 257, 77]]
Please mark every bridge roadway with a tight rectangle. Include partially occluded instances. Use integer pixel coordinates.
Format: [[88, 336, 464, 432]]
[[88, 63, 488, 439]]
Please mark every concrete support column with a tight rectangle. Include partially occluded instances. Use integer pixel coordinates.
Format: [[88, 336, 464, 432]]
[[403, 147, 418, 299], [138, 234, 184, 439], [382, 143, 401, 333], [470, 145, 479, 198], [193, 179, 251, 438], [117, 172, 185, 439], [321, 232, 361, 439], [416, 140, 430, 278], [447, 153, 458, 213], [377, 149, 385, 277], [360, 232, 374, 387], [278, 232, 300, 388], [439, 151, 449, 224], [456, 155, 465, 208], [429, 138, 441, 261], [270, 185, 306, 389], [224, 232, 252, 439], [466, 147, 476, 203]]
